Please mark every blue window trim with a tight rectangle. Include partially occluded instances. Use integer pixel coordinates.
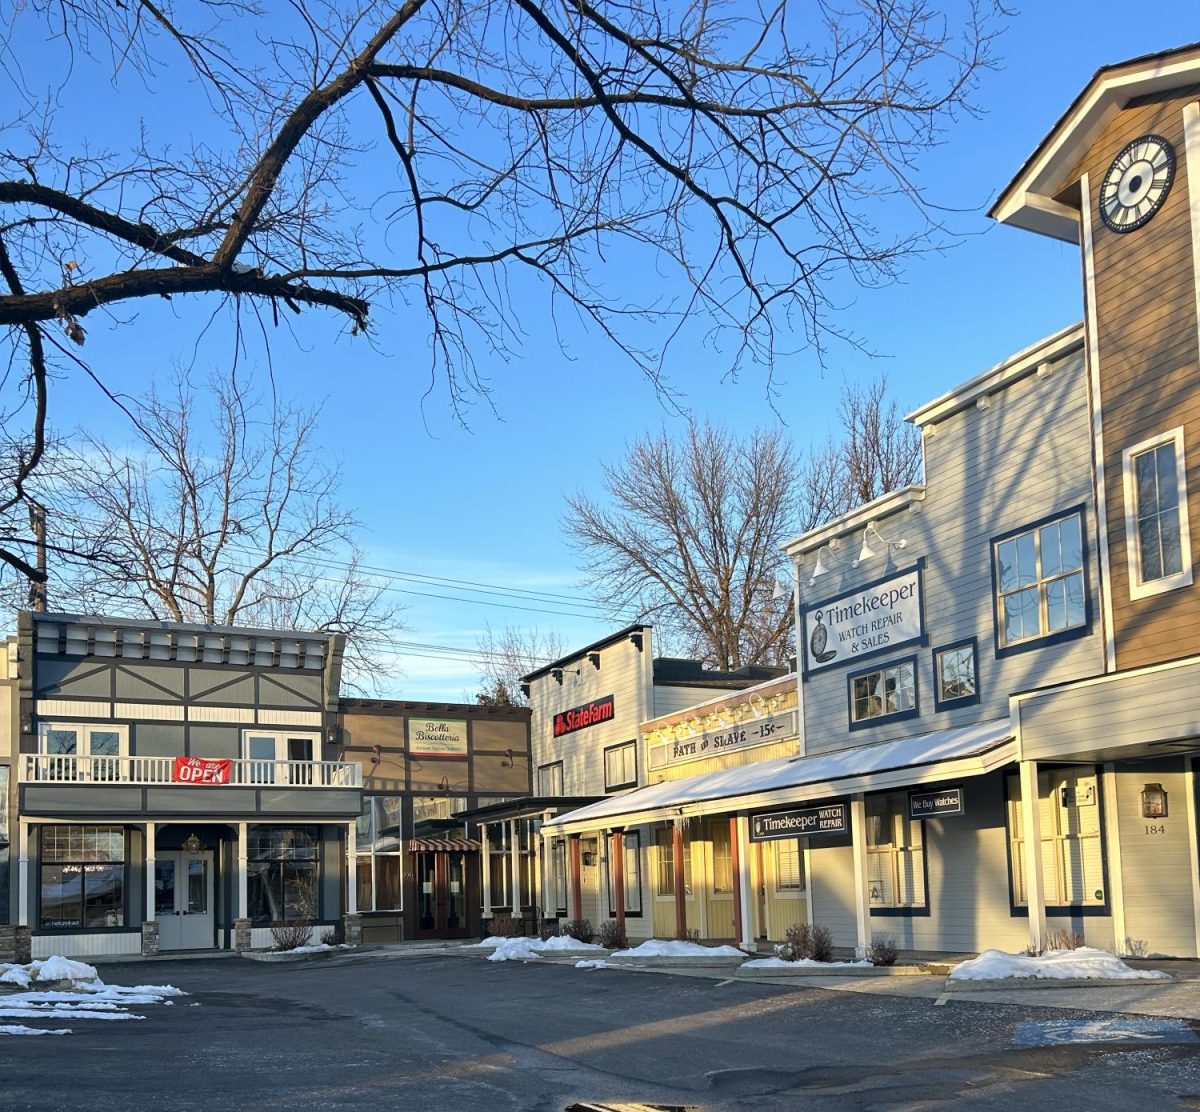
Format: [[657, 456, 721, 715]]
[[846, 655, 920, 732], [1001, 764, 1111, 919], [932, 637, 980, 712], [990, 504, 1092, 659]]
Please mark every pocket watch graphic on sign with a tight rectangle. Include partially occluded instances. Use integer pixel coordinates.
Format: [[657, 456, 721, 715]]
[[809, 611, 837, 664], [1099, 134, 1175, 234]]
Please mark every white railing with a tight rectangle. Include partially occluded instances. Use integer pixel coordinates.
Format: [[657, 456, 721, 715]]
[[19, 754, 362, 788]]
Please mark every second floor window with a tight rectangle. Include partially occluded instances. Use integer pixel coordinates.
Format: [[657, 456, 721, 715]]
[[993, 510, 1086, 650], [604, 742, 637, 791], [1123, 428, 1192, 598], [538, 761, 564, 796], [850, 659, 917, 727]]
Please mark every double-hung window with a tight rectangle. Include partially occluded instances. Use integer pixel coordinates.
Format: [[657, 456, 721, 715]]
[[538, 761, 564, 796], [606, 831, 643, 916], [865, 793, 926, 910], [993, 510, 1087, 651], [1122, 428, 1192, 598]]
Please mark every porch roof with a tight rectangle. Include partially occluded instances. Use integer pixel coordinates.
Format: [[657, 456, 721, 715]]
[[543, 718, 1014, 834]]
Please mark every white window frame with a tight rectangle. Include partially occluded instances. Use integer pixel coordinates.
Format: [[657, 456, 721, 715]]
[[604, 741, 637, 792], [38, 723, 129, 782], [1122, 426, 1193, 600], [242, 730, 322, 784], [537, 761, 564, 796]]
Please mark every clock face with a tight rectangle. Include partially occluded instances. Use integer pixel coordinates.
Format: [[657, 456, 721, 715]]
[[1099, 134, 1176, 233]]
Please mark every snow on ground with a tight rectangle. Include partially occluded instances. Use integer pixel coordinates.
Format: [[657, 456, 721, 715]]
[[949, 947, 1172, 982], [0, 957, 185, 1036], [619, 940, 746, 960], [485, 936, 608, 962], [742, 956, 873, 969], [280, 943, 349, 955], [575, 960, 610, 970]]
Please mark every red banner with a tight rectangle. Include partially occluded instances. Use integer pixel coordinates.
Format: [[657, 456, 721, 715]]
[[172, 756, 233, 785]]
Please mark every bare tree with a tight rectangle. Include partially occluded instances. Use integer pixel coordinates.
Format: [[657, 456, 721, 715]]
[[0, 0, 1002, 592], [474, 624, 567, 706], [799, 374, 924, 526], [566, 421, 799, 671], [47, 370, 403, 690], [567, 379, 922, 668]]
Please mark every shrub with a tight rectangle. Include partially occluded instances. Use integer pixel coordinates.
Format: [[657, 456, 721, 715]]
[[596, 919, 629, 950], [270, 920, 313, 951], [675, 926, 700, 943], [562, 918, 595, 944], [539, 921, 561, 941], [320, 925, 344, 946], [1047, 928, 1084, 951], [867, 936, 898, 966], [775, 922, 835, 963], [487, 913, 523, 938], [1125, 937, 1149, 959]]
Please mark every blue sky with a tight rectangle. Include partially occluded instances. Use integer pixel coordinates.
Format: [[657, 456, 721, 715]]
[[9, 4, 1200, 699]]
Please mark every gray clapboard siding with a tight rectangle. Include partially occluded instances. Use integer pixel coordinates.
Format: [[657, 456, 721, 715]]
[[1019, 661, 1200, 760], [1114, 758, 1197, 958], [802, 345, 1104, 756]]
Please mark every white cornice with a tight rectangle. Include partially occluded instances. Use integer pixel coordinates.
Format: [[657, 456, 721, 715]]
[[905, 322, 1085, 429], [783, 485, 927, 557]]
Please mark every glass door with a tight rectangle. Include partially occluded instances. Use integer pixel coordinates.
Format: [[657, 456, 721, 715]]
[[414, 851, 473, 938], [155, 851, 214, 950]]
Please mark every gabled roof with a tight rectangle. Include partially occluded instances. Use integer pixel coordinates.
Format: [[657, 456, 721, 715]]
[[990, 43, 1200, 242]]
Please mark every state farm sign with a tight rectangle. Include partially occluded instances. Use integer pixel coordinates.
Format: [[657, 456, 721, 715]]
[[172, 756, 233, 785], [553, 695, 615, 738]]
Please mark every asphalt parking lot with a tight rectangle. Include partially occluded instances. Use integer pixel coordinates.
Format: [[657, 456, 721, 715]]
[[4, 950, 1200, 1111]]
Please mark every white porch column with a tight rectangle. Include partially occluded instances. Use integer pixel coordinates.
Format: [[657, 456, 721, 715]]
[[144, 822, 157, 922], [237, 821, 249, 921], [346, 821, 357, 916], [735, 814, 754, 950], [481, 822, 493, 917], [850, 794, 871, 959], [538, 814, 551, 921], [1101, 763, 1126, 953], [17, 821, 30, 926], [1019, 759, 1047, 951], [509, 819, 522, 915]]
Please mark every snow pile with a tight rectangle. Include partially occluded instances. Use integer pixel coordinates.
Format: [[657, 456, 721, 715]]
[[467, 937, 508, 949], [279, 943, 348, 955], [0, 956, 101, 989], [479, 935, 609, 962], [0, 957, 185, 1036], [619, 940, 745, 960], [575, 960, 610, 970], [949, 947, 1172, 982], [742, 956, 873, 969], [486, 938, 545, 962]]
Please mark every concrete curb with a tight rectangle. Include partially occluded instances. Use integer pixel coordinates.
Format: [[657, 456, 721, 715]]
[[606, 954, 746, 969], [736, 963, 943, 978], [942, 974, 1176, 992]]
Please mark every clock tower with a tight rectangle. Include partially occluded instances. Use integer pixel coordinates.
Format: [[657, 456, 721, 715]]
[[992, 45, 1200, 672]]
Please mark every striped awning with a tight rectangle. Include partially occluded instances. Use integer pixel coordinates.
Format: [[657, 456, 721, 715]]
[[407, 837, 480, 852]]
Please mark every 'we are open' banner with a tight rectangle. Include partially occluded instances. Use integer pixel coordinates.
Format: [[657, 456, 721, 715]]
[[172, 756, 233, 785]]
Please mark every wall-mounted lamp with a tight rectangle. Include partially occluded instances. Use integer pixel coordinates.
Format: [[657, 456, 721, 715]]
[[370, 744, 382, 766], [551, 667, 581, 685], [581, 851, 597, 867], [1141, 782, 1168, 819], [182, 833, 205, 854], [807, 539, 840, 586], [852, 522, 907, 568], [629, 632, 644, 652], [587, 652, 601, 670]]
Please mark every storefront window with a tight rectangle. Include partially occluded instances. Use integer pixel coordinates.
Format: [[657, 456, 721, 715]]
[[247, 826, 319, 924], [356, 797, 403, 912], [866, 793, 925, 909], [606, 831, 643, 916], [40, 826, 125, 929], [1006, 766, 1105, 907], [774, 840, 805, 893], [655, 825, 691, 897], [711, 822, 733, 893]]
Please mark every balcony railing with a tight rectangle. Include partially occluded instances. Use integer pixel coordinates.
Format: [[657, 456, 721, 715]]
[[19, 754, 362, 788]]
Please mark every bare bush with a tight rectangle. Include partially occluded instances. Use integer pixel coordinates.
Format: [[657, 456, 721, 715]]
[[487, 913, 523, 939], [562, 918, 595, 945], [867, 936, 899, 967], [596, 919, 629, 951], [270, 920, 313, 951], [776, 922, 834, 963]]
